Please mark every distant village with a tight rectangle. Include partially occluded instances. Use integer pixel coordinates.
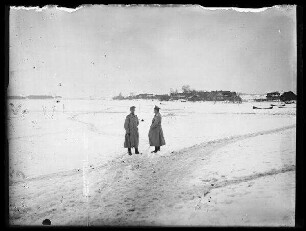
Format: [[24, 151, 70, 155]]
[[112, 85, 297, 103], [252, 91, 297, 102], [7, 87, 297, 103], [7, 95, 62, 100]]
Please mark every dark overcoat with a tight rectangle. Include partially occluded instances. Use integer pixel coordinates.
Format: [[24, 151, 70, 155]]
[[124, 113, 139, 148]]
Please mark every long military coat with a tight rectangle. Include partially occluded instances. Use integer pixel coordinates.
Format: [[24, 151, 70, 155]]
[[148, 112, 166, 147], [124, 113, 139, 148]]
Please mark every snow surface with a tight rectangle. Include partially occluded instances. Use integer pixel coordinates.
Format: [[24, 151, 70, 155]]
[[156, 128, 295, 226], [8, 99, 296, 226]]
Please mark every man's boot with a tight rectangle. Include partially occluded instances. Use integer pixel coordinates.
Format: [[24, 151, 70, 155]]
[[135, 148, 139, 154], [157, 146, 160, 151], [151, 146, 158, 153], [128, 148, 132, 155]]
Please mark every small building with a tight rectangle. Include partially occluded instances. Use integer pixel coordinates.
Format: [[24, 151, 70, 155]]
[[170, 92, 187, 100], [188, 95, 201, 101], [215, 91, 231, 101], [280, 91, 297, 102], [136, 93, 155, 99], [112, 95, 125, 100], [155, 94, 170, 101], [266, 92, 280, 101]]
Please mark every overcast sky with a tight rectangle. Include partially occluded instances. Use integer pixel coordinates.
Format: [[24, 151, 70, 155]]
[[9, 5, 296, 98]]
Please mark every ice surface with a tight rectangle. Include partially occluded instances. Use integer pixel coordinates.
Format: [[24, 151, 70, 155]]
[[8, 99, 296, 181], [8, 99, 296, 226]]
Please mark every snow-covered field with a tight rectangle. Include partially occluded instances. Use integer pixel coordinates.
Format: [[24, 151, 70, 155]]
[[8, 99, 296, 226]]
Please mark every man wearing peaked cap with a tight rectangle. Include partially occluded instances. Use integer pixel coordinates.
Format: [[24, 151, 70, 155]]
[[124, 106, 140, 155], [149, 105, 166, 153]]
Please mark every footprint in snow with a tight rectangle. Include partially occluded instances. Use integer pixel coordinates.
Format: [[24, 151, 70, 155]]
[[248, 182, 254, 187]]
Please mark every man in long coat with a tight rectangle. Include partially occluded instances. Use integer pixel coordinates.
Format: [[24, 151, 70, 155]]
[[124, 106, 139, 155], [149, 105, 166, 153]]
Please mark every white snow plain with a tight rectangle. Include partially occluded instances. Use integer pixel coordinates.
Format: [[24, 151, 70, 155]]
[[8, 99, 296, 226]]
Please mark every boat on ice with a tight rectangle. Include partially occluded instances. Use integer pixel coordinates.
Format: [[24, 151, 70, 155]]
[[270, 103, 286, 108], [253, 105, 273, 109], [285, 100, 296, 104]]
